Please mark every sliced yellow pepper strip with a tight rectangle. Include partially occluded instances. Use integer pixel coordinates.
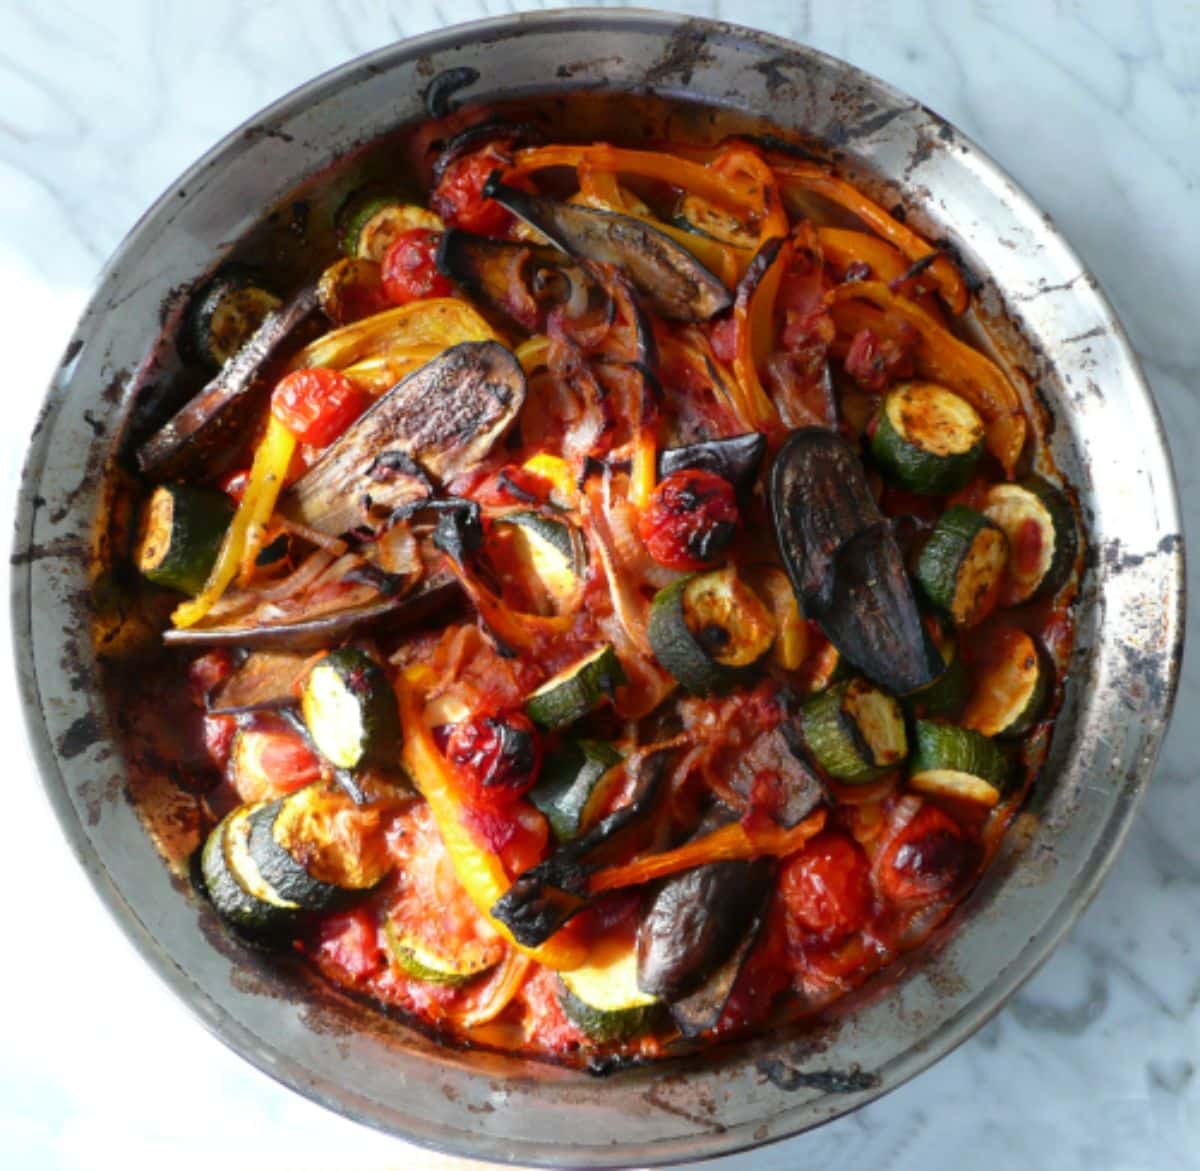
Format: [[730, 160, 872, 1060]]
[[171, 413, 296, 628], [399, 668, 587, 971]]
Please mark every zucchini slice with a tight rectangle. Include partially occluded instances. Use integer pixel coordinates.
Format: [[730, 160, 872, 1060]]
[[529, 740, 624, 842], [916, 506, 1009, 628], [905, 627, 970, 718], [982, 476, 1078, 605], [558, 935, 660, 1042], [492, 511, 586, 611], [382, 918, 500, 986], [801, 677, 908, 783], [135, 484, 233, 596], [648, 567, 776, 695], [871, 382, 984, 495], [962, 627, 1050, 739], [201, 804, 301, 935], [524, 645, 626, 730], [909, 720, 1011, 807], [340, 196, 443, 261], [300, 647, 401, 770], [186, 271, 282, 370], [247, 783, 391, 910]]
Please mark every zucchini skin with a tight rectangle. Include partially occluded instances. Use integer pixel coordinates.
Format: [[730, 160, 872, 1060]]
[[871, 383, 984, 495], [382, 919, 498, 987], [801, 678, 908, 783], [201, 805, 299, 936], [186, 271, 281, 370], [529, 740, 623, 842], [136, 484, 233, 596], [300, 647, 400, 770], [558, 944, 661, 1042], [909, 719, 1011, 804], [962, 628, 1050, 739], [524, 645, 626, 729], [916, 506, 1008, 628], [905, 629, 970, 718], [983, 476, 1078, 604]]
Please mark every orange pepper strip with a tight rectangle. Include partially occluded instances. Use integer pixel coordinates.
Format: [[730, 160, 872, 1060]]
[[711, 146, 790, 244], [816, 227, 909, 283], [776, 163, 969, 314], [826, 281, 1027, 474], [588, 807, 827, 895], [731, 236, 790, 435], [398, 668, 587, 971], [443, 558, 576, 652], [511, 144, 758, 213]]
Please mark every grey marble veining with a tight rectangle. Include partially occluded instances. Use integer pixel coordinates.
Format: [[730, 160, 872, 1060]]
[[0, 1, 1197, 1168]]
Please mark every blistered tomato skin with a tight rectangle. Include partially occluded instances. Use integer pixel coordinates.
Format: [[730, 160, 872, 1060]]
[[381, 229, 453, 305], [779, 832, 872, 942], [638, 469, 740, 570], [445, 710, 542, 805], [270, 368, 370, 448], [876, 805, 973, 906], [432, 150, 514, 236]]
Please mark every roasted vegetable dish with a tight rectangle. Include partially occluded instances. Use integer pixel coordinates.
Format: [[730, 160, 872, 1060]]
[[134, 124, 1078, 1065]]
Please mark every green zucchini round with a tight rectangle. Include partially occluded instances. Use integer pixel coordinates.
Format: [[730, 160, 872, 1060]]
[[905, 627, 970, 718], [871, 382, 984, 495], [340, 195, 443, 261], [186, 271, 281, 369], [201, 804, 301, 935], [524, 645, 626, 729], [916, 505, 1009, 628], [647, 568, 776, 695], [909, 719, 1011, 806], [300, 647, 401, 770], [135, 484, 233, 596], [493, 511, 586, 611], [558, 940, 660, 1042], [247, 784, 391, 911], [982, 476, 1078, 605], [529, 739, 624, 842], [801, 677, 908, 783], [383, 918, 501, 987]]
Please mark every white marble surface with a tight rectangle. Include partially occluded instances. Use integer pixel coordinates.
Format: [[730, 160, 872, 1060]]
[[1, 1, 1198, 1168]]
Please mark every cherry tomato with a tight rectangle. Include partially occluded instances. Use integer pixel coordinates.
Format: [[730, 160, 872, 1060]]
[[313, 907, 383, 983], [227, 727, 323, 803], [431, 148, 514, 235], [637, 469, 739, 570], [445, 709, 542, 805], [779, 831, 872, 942], [187, 649, 234, 707], [843, 325, 917, 393], [380, 228, 453, 305], [876, 804, 973, 906], [270, 367, 370, 448], [218, 468, 249, 504], [202, 714, 237, 770]]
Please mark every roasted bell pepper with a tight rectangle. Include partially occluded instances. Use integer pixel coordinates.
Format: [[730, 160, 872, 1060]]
[[171, 412, 297, 627], [399, 668, 587, 970], [827, 280, 1027, 474], [776, 163, 969, 313], [588, 807, 827, 894], [730, 236, 790, 434]]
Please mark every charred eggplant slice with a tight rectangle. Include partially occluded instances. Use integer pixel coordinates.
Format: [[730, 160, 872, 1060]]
[[436, 229, 606, 335], [162, 572, 458, 650], [729, 724, 826, 827], [483, 179, 732, 322], [139, 285, 322, 478], [637, 856, 773, 1003], [657, 432, 767, 491], [281, 341, 525, 537], [208, 650, 308, 715]]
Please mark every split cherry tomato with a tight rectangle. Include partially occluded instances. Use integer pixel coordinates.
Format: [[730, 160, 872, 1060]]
[[270, 367, 370, 448], [445, 709, 542, 805], [380, 228, 453, 305], [431, 148, 515, 235], [638, 469, 739, 570], [779, 831, 872, 943], [876, 804, 973, 906]]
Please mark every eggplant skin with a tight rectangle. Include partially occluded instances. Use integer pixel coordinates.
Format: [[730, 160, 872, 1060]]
[[811, 523, 944, 695], [484, 179, 732, 323], [281, 340, 525, 537], [139, 286, 322, 479], [636, 859, 773, 1003], [658, 432, 767, 491], [769, 428, 881, 606]]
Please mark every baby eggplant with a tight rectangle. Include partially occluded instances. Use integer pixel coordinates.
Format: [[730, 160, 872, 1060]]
[[657, 432, 767, 492], [483, 179, 732, 323], [281, 341, 524, 537]]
